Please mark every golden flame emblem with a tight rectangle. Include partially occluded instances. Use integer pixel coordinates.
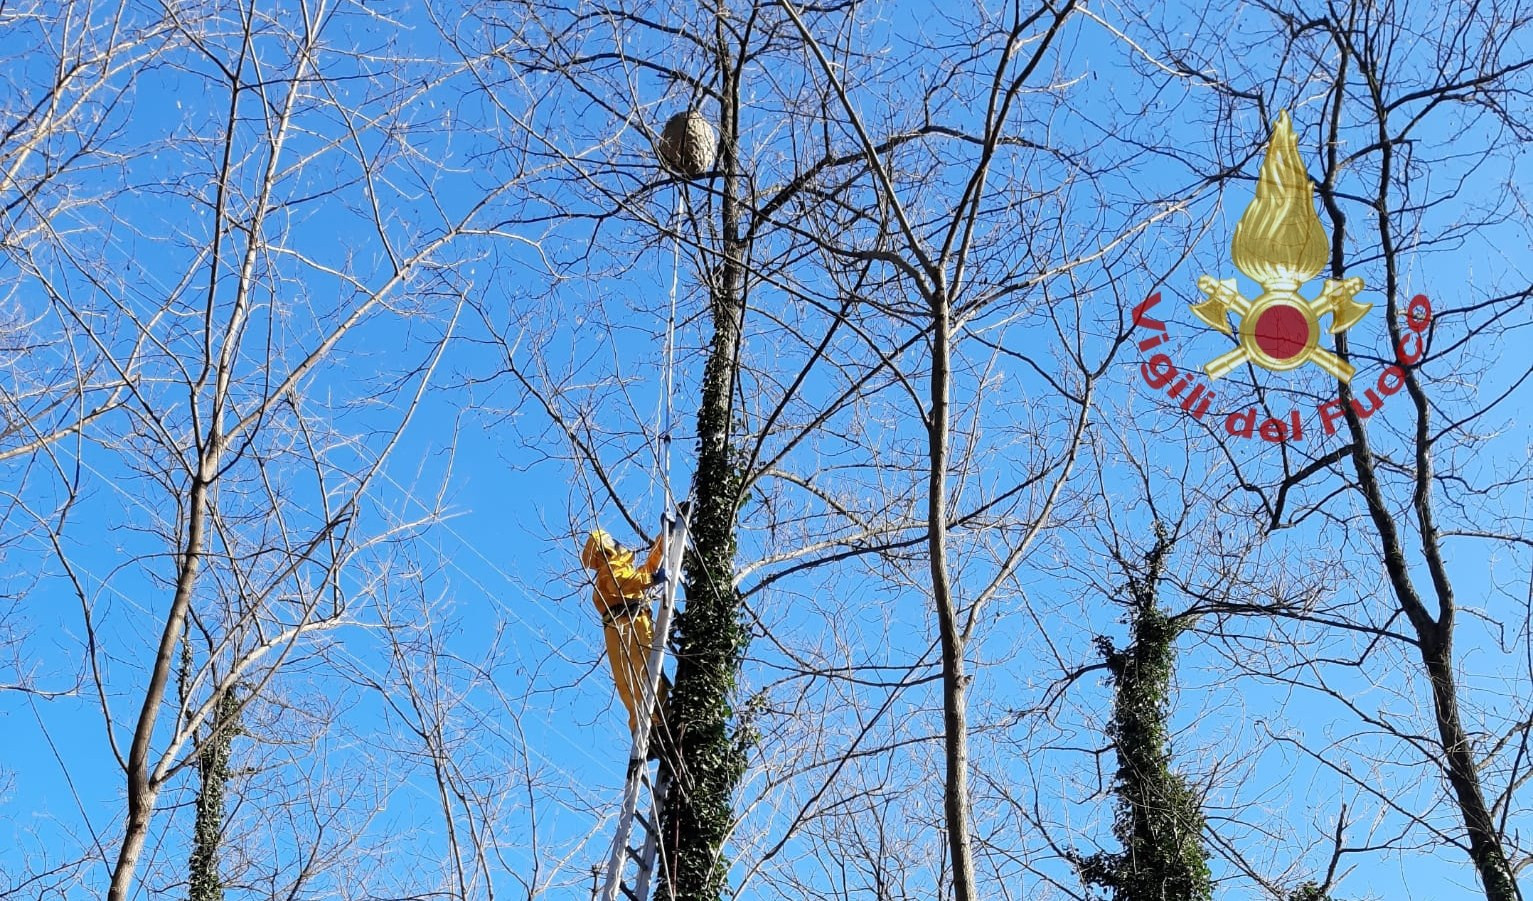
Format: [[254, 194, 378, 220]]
[[1190, 111, 1371, 380]]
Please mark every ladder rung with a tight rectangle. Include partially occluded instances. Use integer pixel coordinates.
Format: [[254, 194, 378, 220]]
[[599, 532, 686, 901]]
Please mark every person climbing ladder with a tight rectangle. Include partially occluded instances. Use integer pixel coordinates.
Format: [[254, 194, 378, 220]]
[[586, 506, 690, 901], [580, 523, 674, 747]]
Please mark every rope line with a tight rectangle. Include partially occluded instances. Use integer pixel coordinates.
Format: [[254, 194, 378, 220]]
[[598, 186, 688, 901]]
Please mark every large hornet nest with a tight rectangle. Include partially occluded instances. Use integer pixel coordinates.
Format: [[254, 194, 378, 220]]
[[657, 110, 716, 179]]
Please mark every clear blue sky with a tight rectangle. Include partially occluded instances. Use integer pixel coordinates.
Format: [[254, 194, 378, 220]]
[[2, 2, 1530, 900]]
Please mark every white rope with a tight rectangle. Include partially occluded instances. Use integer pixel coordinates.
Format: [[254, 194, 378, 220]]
[[598, 188, 688, 901], [662, 189, 682, 509]]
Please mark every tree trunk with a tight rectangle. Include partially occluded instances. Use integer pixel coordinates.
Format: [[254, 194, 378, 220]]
[[109, 461, 214, 901], [1423, 634, 1521, 900], [1078, 531, 1212, 901], [188, 685, 240, 901], [1326, 75, 1523, 897], [1340, 411, 1520, 901], [927, 285, 976, 900], [655, 6, 749, 899]]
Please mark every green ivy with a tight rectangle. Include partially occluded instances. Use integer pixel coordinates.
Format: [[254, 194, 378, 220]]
[[187, 685, 241, 901], [1288, 882, 1340, 901], [1078, 529, 1213, 901], [657, 309, 752, 901]]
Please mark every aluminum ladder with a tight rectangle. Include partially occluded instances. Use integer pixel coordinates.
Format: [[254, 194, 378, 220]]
[[595, 509, 687, 901]]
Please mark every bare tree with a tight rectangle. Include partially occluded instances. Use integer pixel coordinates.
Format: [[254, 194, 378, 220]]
[[463, 2, 931, 896], [771, 2, 1152, 896], [3, 2, 535, 898], [468, 0, 1224, 897], [1096, 1, 1533, 896]]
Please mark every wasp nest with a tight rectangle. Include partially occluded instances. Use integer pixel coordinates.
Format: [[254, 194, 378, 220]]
[[657, 110, 717, 178]]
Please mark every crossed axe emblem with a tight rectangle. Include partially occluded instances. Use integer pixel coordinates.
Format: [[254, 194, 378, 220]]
[[1190, 274, 1370, 381]]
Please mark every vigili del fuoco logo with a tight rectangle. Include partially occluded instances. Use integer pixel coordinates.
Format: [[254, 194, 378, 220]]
[[1134, 110, 1431, 443]]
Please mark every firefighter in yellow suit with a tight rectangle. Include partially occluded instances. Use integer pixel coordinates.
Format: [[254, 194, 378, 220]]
[[580, 528, 671, 742]]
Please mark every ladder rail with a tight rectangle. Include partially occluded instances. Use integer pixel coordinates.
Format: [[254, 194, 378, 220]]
[[598, 517, 687, 901], [628, 767, 671, 901], [604, 186, 691, 901]]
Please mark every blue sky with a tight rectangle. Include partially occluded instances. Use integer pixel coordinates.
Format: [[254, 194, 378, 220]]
[[2, 1, 1531, 900]]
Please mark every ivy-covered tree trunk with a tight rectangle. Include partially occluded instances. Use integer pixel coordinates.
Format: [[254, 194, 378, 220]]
[[656, 5, 749, 899], [187, 685, 240, 901], [1080, 530, 1212, 901]]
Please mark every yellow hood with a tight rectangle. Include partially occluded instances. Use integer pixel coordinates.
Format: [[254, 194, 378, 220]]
[[581, 529, 632, 570]]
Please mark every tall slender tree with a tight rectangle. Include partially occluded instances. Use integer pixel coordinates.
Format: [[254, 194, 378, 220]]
[[777, 2, 1104, 895]]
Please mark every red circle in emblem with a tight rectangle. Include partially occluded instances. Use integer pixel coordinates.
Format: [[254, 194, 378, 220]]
[[1253, 304, 1310, 360]]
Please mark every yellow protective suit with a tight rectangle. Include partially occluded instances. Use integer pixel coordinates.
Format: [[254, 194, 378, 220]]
[[581, 529, 670, 736]]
